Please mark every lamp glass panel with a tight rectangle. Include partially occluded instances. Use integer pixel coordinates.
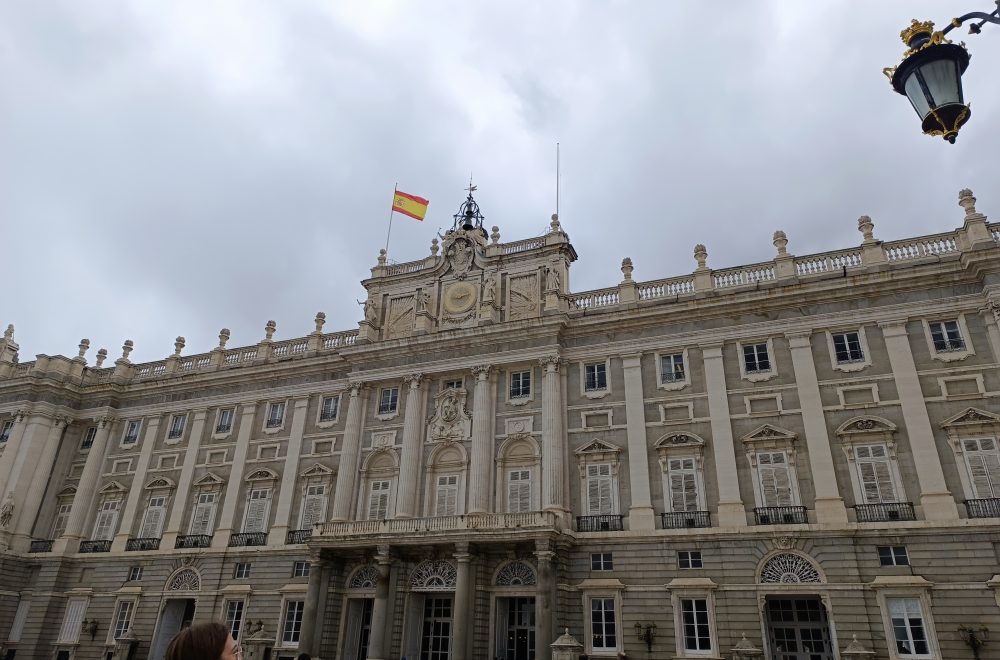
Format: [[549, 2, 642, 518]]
[[918, 58, 962, 108], [903, 73, 931, 118]]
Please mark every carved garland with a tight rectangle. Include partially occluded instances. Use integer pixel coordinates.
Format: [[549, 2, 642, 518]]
[[759, 553, 821, 584], [410, 560, 457, 592], [495, 561, 536, 586]]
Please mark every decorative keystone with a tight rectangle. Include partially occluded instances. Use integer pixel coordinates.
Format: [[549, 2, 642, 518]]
[[314, 312, 326, 334], [549, 213, 561, 233], [430, 238, 439, 256], [120, 339, 134, 362], [3, 324, 12, 341], [959, 188, 978, 218], [490, 225, 500, 244], [218, 328, 231, 349], [173, 336, 185, 356], [621, 257, 634, 281], [75, 338, 91, 362], [378, 248, 387, 265], [857, 215, 876, 243], [95, 348, 108, 368], [264, 320, 276, 341], [694, 244, 708, 269], [773, 230, 788, 256]]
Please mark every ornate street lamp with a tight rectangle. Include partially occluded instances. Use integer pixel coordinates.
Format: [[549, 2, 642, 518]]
[[884, 2, 1000, 143]]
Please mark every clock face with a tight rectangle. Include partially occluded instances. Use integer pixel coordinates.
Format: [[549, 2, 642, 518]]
[[444, 281, 478, 313]]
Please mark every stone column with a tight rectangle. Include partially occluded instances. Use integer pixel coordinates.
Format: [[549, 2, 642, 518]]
[[534, 541, 556, 660], [395, 374, 426, 518], [540, 357, 566, 513], [468, 365, 495, 514], [331, 383, 366, 521], [162, 410, 208, 549], [879, 320, 959, 519], [700, 344, 746, 527], [452, 543, 472, 660], [982, 302, 1000, 361], [298, 550, 326, 656], [0, 413, 53, 513], [57, 416, 116, 551], [368, 545, 393, 660], [11, 417, 69, 547], [112, 417, 162, 552], [269, 396, 310, 545], [786, 333, 848, 524], [621, 354, 655, 530], [0, 411, 30, 498], [212, 403, 258, 548]]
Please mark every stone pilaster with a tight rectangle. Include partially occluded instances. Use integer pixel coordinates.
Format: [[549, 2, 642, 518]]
[[56, 416, 115, 552], [212, 403, 258, 548], [112, 416, 162, 552], [367, 545, 393, 660], [395, 374, 426, 518], [534, 540, 556, 660], [700, 344, 746, 527], [162, 410, 208, 549], [879, 320, 959, 519], [298, 550, 326, 657], [786, 332, 848, 524], [540, 356, 566, 514], [0, 410, 29, 490], [269, 396, 310, 545], [0, 413, 53, 514], [452, 543, 472, 660], [10, 417, 68, 548], [468, 365, 494, 514], [622, 354, 655, 530], [331, 383, 366, 521]]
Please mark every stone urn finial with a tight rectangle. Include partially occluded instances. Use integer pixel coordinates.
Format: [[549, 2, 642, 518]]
[[218, 328, 230, 349], [621, 257, 634, 282], [264, 320, 276, 341], [694, 244, 708, 269], [121, 339, 134, 362], [550, 213, 561, 233], [857, 215, 876, 243], [959, 188, 978, 218], [773, 230, 788, 256], [3, 324, 12, 341], [76, 338, 91, 362], [174, 336, 185, 356], [95, 348, 108, 368], [490, 225, 501, 244], [430, 238, 439, 256], [378, 248, 387, 265], [314, 312, 326, 334]]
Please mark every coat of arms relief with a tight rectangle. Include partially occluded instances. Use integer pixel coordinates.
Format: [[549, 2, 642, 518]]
[[427, 388, 471, 443]]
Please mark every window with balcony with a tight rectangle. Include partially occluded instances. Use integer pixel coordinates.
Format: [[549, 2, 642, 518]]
[[167, 414, 186, 439], [216, 408, 234, 434], [81, 426, 97, 449], [368, 480, 391, 520], [319, 395, 339, 422], [298, 483, 326, 530], [241, 488, 271, 534], [510, 371, 531, 399], [139, 496, 166, 539], [434, 475, 459, 517], [743, 342, 771, 373], [51, 501, 72, 538], [660, 353, 686, 383], [832, 331, 865, 363], [92, 499, 122, 541], [584, 362, 608, 392], [189, 492, 217, 536], [962, 437, 1000, 499], [587, 464, 614, 515], [378, 387, 399, 415], [507, 469, 531, 513], [266, 402, 285, 429], [122, 420, 142, 445], [928, 319, 965, 352]]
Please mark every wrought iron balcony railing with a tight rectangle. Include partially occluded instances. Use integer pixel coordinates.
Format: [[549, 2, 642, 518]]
[[215, 424, 232, 434], [229, 532, 267, 547], [125, 537, 162, 551], [286, 529, 312, 544], [28, 539, 53, 553], [79, 539, 112, 553], [966, 498, 1000, 518], [753, 506, 808, 525], [662, 510, 712, 529], [175, 534, 212, 549], [576, 514, 624, 532], [854, 502, 916, 522]]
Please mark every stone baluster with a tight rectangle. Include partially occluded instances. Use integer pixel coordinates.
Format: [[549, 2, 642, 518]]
[[699, 343, 746, 527], [57, 416, 116, 551], [468, 365, 494, 514], [622, 354, 655, 530], [331, 384, 366, 521], [161, 410, 209, 549], [540, 357, 565, 513], [269, 396, 310, 545], [395, 374, 426, 518], [112, 417, 162, 552]]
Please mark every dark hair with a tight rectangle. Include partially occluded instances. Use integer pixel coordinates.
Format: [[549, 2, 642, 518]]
[[297, 655, 311, 660], [165, 622, 230, 660]]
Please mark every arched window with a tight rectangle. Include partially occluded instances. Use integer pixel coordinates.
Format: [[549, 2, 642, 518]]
[[758, 553, 822, 584]]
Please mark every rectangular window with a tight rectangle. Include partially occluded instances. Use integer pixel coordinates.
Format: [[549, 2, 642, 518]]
[[929, 319, 965, 352], [681, 598, 712, 652], [743, 342, 771, 373], [242, 488, 271, 533], [378, 387, 399, 415], [216, 408, 234, 434], [8, 599, 30, 642], [510, 371, 531, 399], [963, 437, 1000, 498], [233, 562, 251, 579], [189, 492, 217, 535], [266, 402, 285, 428], [678, 551, 703, 569], [92, 499, 122, 541], [139, 496, 166, 538], [584, 363, 608, 392], [81, 426, 97, 449], [587, 464, 614, 515], [58, 597, 88, 643], [667, 458, 700, 512], [660, 353, 686, 383], [590, 597, 617, 651], [443, 379, 463, 390], [756, 452, 794, 506], [319, 396, 339, 422], [507, 469, 531, 513], [167, 414, 186, 439], [368, 480, 390, 520], [112, 600, 135, 638], [225, 600, 245, 640], [832, 331, 865, 363], [856, 444, 898, 503], [292, 561, 310, 578], [435, 475, 459, 517], [887, 597, 930, 656], [590, 552, 613, 571], [878, 546, 909, 566], [127, 566, 143, 581], [122, 420, 141, 444], [113, 459, 132, 474], [299, 484, 326, 529], [52, 502, 72, 538], [0, 420, 13, 443], [281, 600, 305, 645]]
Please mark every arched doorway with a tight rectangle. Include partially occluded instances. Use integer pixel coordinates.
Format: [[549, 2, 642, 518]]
[[757, 553, 835, 660]]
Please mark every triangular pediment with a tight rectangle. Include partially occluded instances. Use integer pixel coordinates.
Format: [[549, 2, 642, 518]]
[[941, 407, 1000, 428], [741, 424, 796, 444], [575, 438, 622, 455], [193, 472, 224, 487], [57, 485, 78, 497], [99, 480, 127, 494], [246, 468, 278, 481], [144, 477, 176, 490], [654, 432, 706, 449], [300, 462, 333, 477], [836, 416, 897, 436]]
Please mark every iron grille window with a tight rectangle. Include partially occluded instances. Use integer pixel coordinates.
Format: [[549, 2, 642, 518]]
[[660, 353, 686, 382], [122, 420, 141, 444], [216, 408, 234, 433], [591, 552, 613, 571], [510, 371, 531, 398], [878, 546, 909, 566], [743, 343, 771, 373], [266, 402, 285, 428], [678, 551, 703, 569], [167, 414, 186, 439], [929, 319, 965, 352], [832, 331, 865, 362], [378, 387, 399, 415], [319, 396, 339, 422], [584, 363, 608, 391], [81, 426, 97, 449]]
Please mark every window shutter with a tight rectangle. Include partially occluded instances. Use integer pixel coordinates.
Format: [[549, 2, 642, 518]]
[[59, 598, 88, 643], [300, 486, 326, 528], [140, 499, 166, 538], [856, 445, 897, 503], [668, 458, 700, 512], [967, 448, 1000, 498], [242, 489, 271, 533], [587, 464, 613, 514], [758, 453, 792, 506], [190, 494, 217, 535], [507, 470, 531, 513], [435, 476, 458, 517], [368, 481, 389, 520], [52, 502, 72, 538], [92, 500, 121, 540]]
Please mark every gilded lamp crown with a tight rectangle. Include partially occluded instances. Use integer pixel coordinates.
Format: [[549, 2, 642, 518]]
[[900, 19, 935, 46]]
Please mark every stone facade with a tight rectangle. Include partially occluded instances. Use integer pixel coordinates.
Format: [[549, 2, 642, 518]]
[[2, 189, 1000, 660]]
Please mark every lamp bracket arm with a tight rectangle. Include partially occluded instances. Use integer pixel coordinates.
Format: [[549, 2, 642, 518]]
[[941, 6, 1000, 36]]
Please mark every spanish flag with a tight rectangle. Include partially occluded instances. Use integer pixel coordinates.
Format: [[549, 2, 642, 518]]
[[391, 190, 429, 221]]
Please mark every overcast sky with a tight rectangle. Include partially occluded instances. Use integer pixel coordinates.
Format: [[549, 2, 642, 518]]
[[3, 1, 999, 365]]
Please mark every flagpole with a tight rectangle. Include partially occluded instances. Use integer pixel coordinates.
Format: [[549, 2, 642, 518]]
[[556, 143, 560, 217], [384, 183, 397, 256]]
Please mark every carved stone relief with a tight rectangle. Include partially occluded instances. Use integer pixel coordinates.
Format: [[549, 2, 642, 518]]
[[384, 295, 415, 340], [507, 273, 539, 321], [428, 388, 471, 443], [505, 417, 534, 435]]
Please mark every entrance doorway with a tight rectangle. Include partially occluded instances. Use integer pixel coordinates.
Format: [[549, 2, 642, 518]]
[[342, 598, 374, 660], [495, 597, 535, 660], [150, 599, 197, 660], [420, 596, 453, 660], [764, 597, 834, 660]]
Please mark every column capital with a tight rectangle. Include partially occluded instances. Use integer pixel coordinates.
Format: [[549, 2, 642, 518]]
[[54, 416, 72, 429], [95, 415, 117, 428], [471, 364, 492, 380], [538, 355, 561, 372], [348, 380, 366, 396], [877, 319, 909, 335], [533, 549, 556, 563], [983, 300, 1000, 324], [403, 373, 424, 388]]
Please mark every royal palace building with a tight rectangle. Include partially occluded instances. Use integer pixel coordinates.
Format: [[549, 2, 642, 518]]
[[2, 189, 1000, 660]]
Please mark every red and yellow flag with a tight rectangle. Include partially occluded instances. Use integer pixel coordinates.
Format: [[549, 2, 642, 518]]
[[391, 190, 429, 221]]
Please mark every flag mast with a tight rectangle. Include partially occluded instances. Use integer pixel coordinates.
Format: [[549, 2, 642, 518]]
[[384, 182, 398, 256], [556, 143, 560, 218]]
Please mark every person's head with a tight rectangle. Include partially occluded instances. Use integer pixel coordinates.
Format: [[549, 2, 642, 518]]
[[164, 622, 237, 660], [296, 654, 311, 660]]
